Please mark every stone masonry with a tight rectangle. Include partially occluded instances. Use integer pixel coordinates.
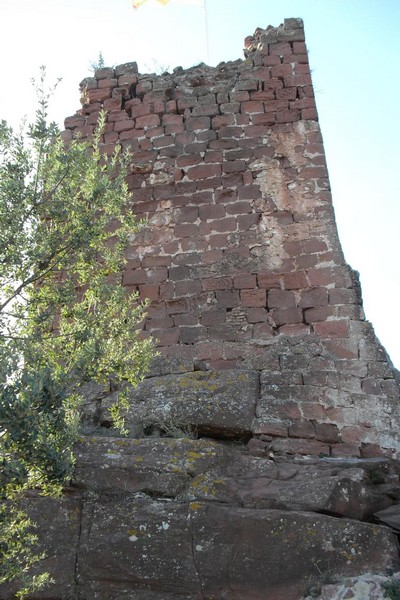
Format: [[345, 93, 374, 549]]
[[62, 19, 400, 457], [2, 18, 400, 600]]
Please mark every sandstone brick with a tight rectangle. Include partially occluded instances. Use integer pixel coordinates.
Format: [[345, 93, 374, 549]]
[[258, 273, 282, 289], [313, 320, 349, 338], [253, 322, 274, 338], [187, 164, 221, 180], [202, 276, 232, 291], [299, 288, 329, 309], [201, 310, 226, 326], [233, 274, 257, 289], [216, 290, 240, 308], [288, 420, 315, 439], [270, 438, 330, 456], [138, 284, 159, 302], [330, 443, 361, 458], [210, 217, 236, 232], [268, 289, 296, 308], [315, 423, 340, 443], [270, 308, 303, 327], [283, 272, 307, 290], [240, 289, 266, 308]]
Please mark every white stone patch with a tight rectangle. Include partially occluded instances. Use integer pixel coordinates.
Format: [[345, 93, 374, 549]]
[[129, 535, 138, 542]]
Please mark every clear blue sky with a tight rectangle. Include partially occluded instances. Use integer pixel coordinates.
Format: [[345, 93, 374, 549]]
[[1, 0, 399, 367]]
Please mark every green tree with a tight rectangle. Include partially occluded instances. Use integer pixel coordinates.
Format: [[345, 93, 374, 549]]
[[0, 68, 154, 596]]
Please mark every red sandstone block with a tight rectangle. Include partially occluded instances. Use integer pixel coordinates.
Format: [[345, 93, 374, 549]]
[[210, 217, 237, 233], [129, 104, 152, 119], [313, 320, 349, 338], [215, 290, 240, 308], [302, 108, 318, 120], [174, 206, 199, 223], [204, 150, 223, 163], [237, 214, 260, 229], [192, 104, 220, 117], [225, 202, 253, 216], [253, 322, 274, 338], [288, 420, 315, 439], [209, 139, 238, 150], [253, 420, 288, 437], [188, 190, 214, 204], [186, 163, 221, 180], [123, 269, 147, 286], [340, 426, 367, 445], [237, 185, 261, 200], [154, 328, 180, 347], [315, 423, 340, 443], [330, 443, 360, 458], [201, 310, 226, 326], [278, 323, 310, 335], [304, 306, 334, 323], [361, 378, 382, 395], [268, 289, 296, 308], [270, 42, 292, 56], [233, 274, 257, 289], [185, 116, 210, 131], [221, 173, 244, 188], [98, 78, 118, 89], [135, 114, 160, 129], [293, 41, 307, 54], [306, 267, 333, 287], [276, 109, 301, 123], [174, 223, 198, 238], [211, 114, 235, 130], [222, 160, 247, 174], [175, 280, 202, 296], [152, 135, 173, 148], [242, 125, 270, 138], [283, 272, 307, 290], [251, 114, 276, 126], [199, 205, 225, 220], [240, 289, 266, 308], [299, 288, 329, 308], [241, 101, 264, 114], [64, 114, 86, 129], [220, 102, 241, 114], [202, 276, 233, 291], [146, 317, 174, 331], [162, 114, 183, 126], [284, 74, 312, 87], [270, 64, 294, 79], [360, 443, 389, 459], [138, 284, 159, 302], [299, 166, 328, 179], [271, 308, 303, 327], [247, 307, 268, 323], [276, 87, 297, 101], [145, 125, 164, 138], [270, 438, 330, 457], [87, 88, 111, 103], [184, 142, 208, 154], [258, 273, 282, 289], [159, 282, 174, 301], [142, 255, 171, 267]]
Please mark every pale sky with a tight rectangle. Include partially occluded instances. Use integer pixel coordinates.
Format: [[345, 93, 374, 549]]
[[1, 0, 399, 367]]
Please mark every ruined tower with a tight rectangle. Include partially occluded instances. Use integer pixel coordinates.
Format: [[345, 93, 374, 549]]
[[2, 18, 400, 600]]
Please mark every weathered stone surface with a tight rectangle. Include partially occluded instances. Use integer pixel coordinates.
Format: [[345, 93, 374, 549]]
[[302, 572, 400, 600], [106, 370, 259, 438], [0, 496, 81, 600]]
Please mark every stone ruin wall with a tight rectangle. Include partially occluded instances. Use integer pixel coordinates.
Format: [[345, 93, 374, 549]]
[[63, 18, 400, 457]]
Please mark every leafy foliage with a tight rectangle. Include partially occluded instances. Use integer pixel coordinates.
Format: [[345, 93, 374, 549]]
[[0, 67, 154, 595]]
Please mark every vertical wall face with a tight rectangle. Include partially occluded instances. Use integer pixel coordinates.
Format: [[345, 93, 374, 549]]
[[64, 18, 400, 456]]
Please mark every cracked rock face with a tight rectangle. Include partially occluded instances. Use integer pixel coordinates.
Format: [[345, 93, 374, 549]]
[[2, 436, 399, 600]]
